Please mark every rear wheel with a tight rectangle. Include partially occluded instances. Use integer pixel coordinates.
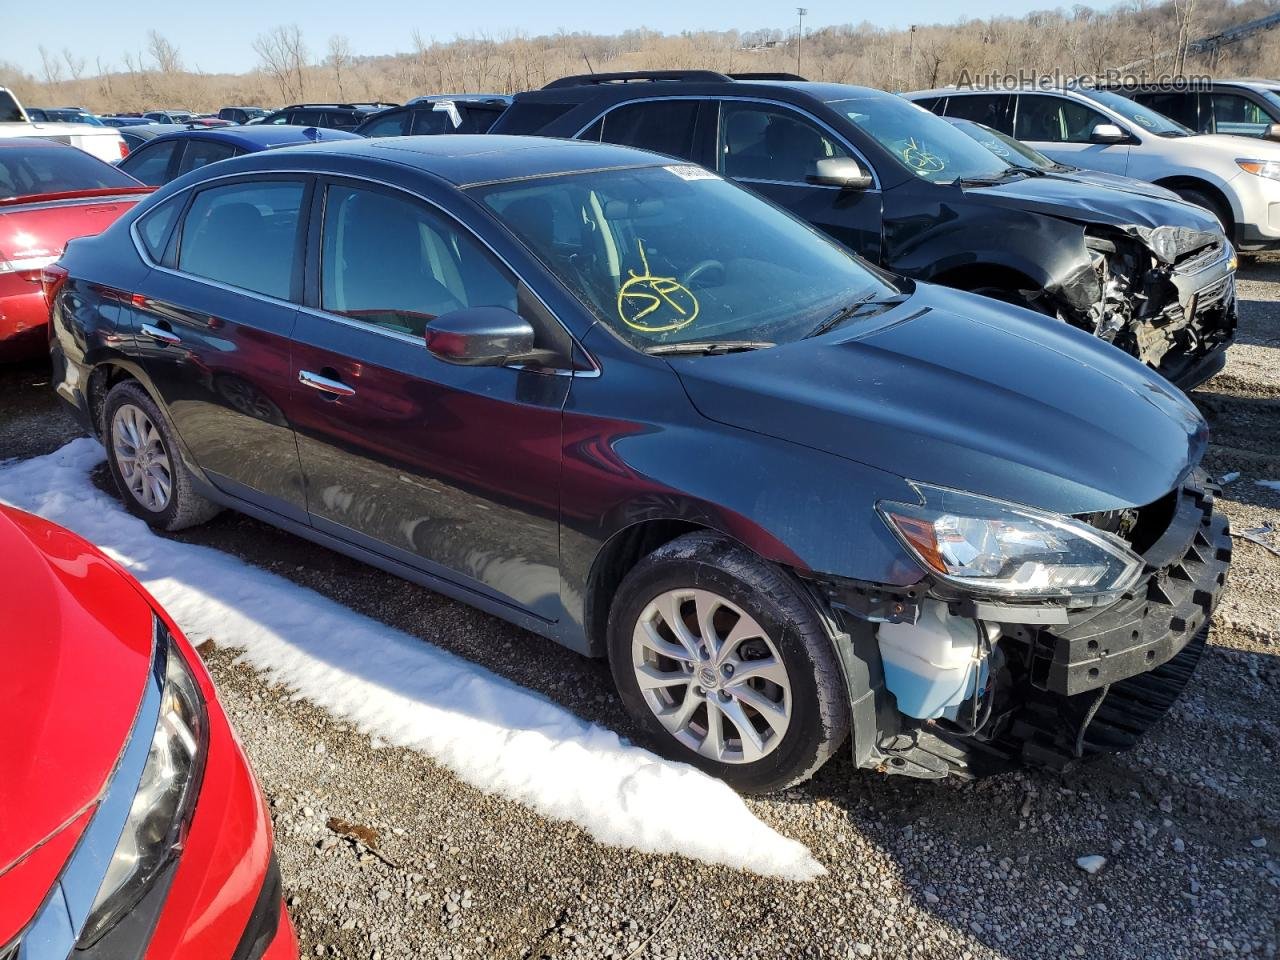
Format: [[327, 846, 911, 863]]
[[606, 532, 849, 794], [103, 381, 221, 531]]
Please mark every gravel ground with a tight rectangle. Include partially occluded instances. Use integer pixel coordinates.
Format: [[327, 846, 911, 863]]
[[3, 261, 1278, 960]]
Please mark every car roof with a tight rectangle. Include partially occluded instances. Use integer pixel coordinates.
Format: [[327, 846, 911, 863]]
[[404, 93, 514, 106], [0, 136, 78, 150], [138, 124, 363, 150], [216, 134, 679, 187], [513, 75, 888, 107]]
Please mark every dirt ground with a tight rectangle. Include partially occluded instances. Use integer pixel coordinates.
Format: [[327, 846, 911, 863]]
[[2, 260, 1276, 960]]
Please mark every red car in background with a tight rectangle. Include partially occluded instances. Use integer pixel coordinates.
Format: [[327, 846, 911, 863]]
[[0, 139, 152, 359], [0, 506, 297, 960]]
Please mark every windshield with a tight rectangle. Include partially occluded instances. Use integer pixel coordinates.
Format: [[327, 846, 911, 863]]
[[0, 143, 142, 200], [47, 110, 102, 125], [831, 96, 1012, 184], [948, 119, 1056, 169], [473, 165, 896, 350], [1079, 89, 1193, 137]]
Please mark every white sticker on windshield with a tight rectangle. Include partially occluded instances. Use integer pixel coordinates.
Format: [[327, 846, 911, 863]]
[[664, 164, 720, 181]]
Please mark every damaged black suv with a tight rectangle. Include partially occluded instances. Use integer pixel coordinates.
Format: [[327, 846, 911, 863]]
[[491, 71, 1238, 389]]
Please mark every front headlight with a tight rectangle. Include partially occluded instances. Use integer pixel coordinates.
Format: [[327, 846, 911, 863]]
[[1135, 224, 1221, 264], [78, 624, 207, 946], [1236, 158, 1280, 181], [878, 484, 1144, 598]]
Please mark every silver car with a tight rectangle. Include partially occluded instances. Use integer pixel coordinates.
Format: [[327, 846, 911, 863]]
[[905, 85, 1280, 251]]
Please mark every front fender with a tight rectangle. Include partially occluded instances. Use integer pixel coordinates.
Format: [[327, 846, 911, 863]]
[[557, 354, 925, 648]]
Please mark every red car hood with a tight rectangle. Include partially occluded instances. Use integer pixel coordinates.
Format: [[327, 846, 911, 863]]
[[0, 189, 149, 263], [0, 506, 155, 938]]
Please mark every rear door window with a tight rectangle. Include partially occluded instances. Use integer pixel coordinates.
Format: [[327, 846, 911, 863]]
[[597, 100, 700, 160], [1134, 92, 1200, 130], [718, 101, 848, 183], [178, 179, 306, 300], [175, 139, 238, 176], [359, 109, 411, 137], [411, 108, 455, 136], [118, 139, 180, 186], [0, 90, 25, 122], [944, 94, 1014, 134]]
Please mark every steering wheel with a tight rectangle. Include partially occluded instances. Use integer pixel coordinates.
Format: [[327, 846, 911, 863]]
[[682, 259, 726, 289]]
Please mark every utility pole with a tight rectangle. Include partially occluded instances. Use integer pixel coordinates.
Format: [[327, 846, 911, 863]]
[[796, 7, 807, 75]]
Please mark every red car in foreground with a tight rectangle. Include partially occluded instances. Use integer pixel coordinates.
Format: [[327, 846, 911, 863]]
[[0, 506, 296, 959], [0, 139, 152, 360]]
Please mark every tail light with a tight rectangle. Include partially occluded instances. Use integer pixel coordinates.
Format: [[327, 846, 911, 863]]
[[118, 139, 130, 159], [42, 262, 70, 308]]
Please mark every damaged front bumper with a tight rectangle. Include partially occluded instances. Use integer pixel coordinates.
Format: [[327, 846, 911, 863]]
[[807, 474, 1232, 780], [1056, 230, 1237, 391]]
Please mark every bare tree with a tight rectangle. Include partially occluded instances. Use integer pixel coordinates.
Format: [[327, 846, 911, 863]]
[[63, 49, 87, 83], [38, 46, 64, 85], [147, 31, 182, 75], [327, 34, 351, 100], [254, 25, 309, 102]]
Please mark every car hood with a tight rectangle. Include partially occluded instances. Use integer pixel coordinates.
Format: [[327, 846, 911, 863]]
[[0, 507, 154, 932], [1053, 168, 1183, 202], [964, 172, 1221, 232], [673, 284, 1206, 515], [1177, 132, 1280, 161]]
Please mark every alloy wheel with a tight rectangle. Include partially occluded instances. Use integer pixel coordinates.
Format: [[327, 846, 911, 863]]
[[631, 588, 791, 764], [112, 403, 173, 513]]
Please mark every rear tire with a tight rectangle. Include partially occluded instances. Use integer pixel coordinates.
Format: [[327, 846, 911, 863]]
[[103, 380, 221, 531], [606, 531, 849, 794]]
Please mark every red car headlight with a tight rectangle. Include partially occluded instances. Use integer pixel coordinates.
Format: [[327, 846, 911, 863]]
[[77, 621, 208, 946]]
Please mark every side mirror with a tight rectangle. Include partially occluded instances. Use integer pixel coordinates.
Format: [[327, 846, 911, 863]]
[[1089, 123, 1128, 144], [425, 306, 536, 366], [1265, 123, 1280, 142], [806, 156, 874, 191]]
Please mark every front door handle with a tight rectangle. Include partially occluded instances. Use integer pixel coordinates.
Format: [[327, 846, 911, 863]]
[[140, 322, 181, 346], [298, 369, 355, 398]]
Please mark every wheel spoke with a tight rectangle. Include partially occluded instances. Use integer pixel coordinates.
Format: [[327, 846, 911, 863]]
[[715, 616, 765, 666], [726, 655, 788, 687], [659, 686, 702, 734], [719, 697, 766, 762], [702, 699, 725, 760], [637, 619, 696, 665], [694, 591, 722, 661], [730, 683, 789, 735], [655, 591, 701, 661], [634, 662, 689, 692]]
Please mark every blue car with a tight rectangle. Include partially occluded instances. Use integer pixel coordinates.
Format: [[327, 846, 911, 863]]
[[116, 124, 360, 186], [48, 135, 1230, 794]]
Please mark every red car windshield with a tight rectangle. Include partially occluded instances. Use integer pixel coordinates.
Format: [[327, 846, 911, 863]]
[[0, 143, 142, 201]]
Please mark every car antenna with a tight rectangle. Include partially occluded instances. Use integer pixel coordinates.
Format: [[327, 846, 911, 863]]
[[581, 50, 595, 74]]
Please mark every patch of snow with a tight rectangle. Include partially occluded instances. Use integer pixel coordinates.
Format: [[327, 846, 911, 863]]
[[1075, 854, 1106, 874], [0, 439, 823, 881]]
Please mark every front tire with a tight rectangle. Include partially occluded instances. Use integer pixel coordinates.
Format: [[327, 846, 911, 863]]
[[1174, 187, 1233, 236], [103, 380, 221, 531], [606, 532, 849, 794]]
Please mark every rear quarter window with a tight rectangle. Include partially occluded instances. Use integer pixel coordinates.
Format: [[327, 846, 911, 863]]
[[136, 196, 183, 262]]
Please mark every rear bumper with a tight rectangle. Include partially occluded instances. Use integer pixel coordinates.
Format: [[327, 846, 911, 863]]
[[0, 284, 48, 361]]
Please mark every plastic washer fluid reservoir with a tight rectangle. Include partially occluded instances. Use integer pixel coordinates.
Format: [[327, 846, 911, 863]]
[[876, 599, 991, 720]]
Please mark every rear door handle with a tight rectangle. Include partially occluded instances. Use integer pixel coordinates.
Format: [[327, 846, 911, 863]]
[[298, 369, 356, 398], [140, 322, 181, 346]]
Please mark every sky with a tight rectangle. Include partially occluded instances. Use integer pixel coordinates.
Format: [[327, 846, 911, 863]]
[[4, 0, 1118, 76]]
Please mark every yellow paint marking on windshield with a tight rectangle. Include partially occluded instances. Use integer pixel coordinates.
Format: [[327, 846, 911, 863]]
[[617, 241, 699, 333]]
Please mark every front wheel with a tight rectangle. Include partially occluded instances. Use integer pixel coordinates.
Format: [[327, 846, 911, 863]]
[[606, 532, 849, 794]]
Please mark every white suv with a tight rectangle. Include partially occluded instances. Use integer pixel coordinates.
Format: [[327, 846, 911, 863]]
[[0, 86, 128, 164], [905, 85, 1280, 251]]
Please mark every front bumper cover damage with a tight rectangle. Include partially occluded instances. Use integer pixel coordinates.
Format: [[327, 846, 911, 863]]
[[807, 474, 1232, 780], [1043, 227, 1237, 390]]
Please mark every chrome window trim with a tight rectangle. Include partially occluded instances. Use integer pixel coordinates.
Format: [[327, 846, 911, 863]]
[[17, 621, 167, 960], [128, 168, 600, 378], [570, 93, 882, 192]]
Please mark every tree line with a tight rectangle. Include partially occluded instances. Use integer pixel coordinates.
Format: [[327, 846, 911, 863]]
[[1, 0, 1275, 114]]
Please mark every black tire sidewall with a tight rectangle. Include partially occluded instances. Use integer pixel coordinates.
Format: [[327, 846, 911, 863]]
[[1176, 188, 1231, 234], [103, 382, 187, 529], [607, 539, 845, 794]]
